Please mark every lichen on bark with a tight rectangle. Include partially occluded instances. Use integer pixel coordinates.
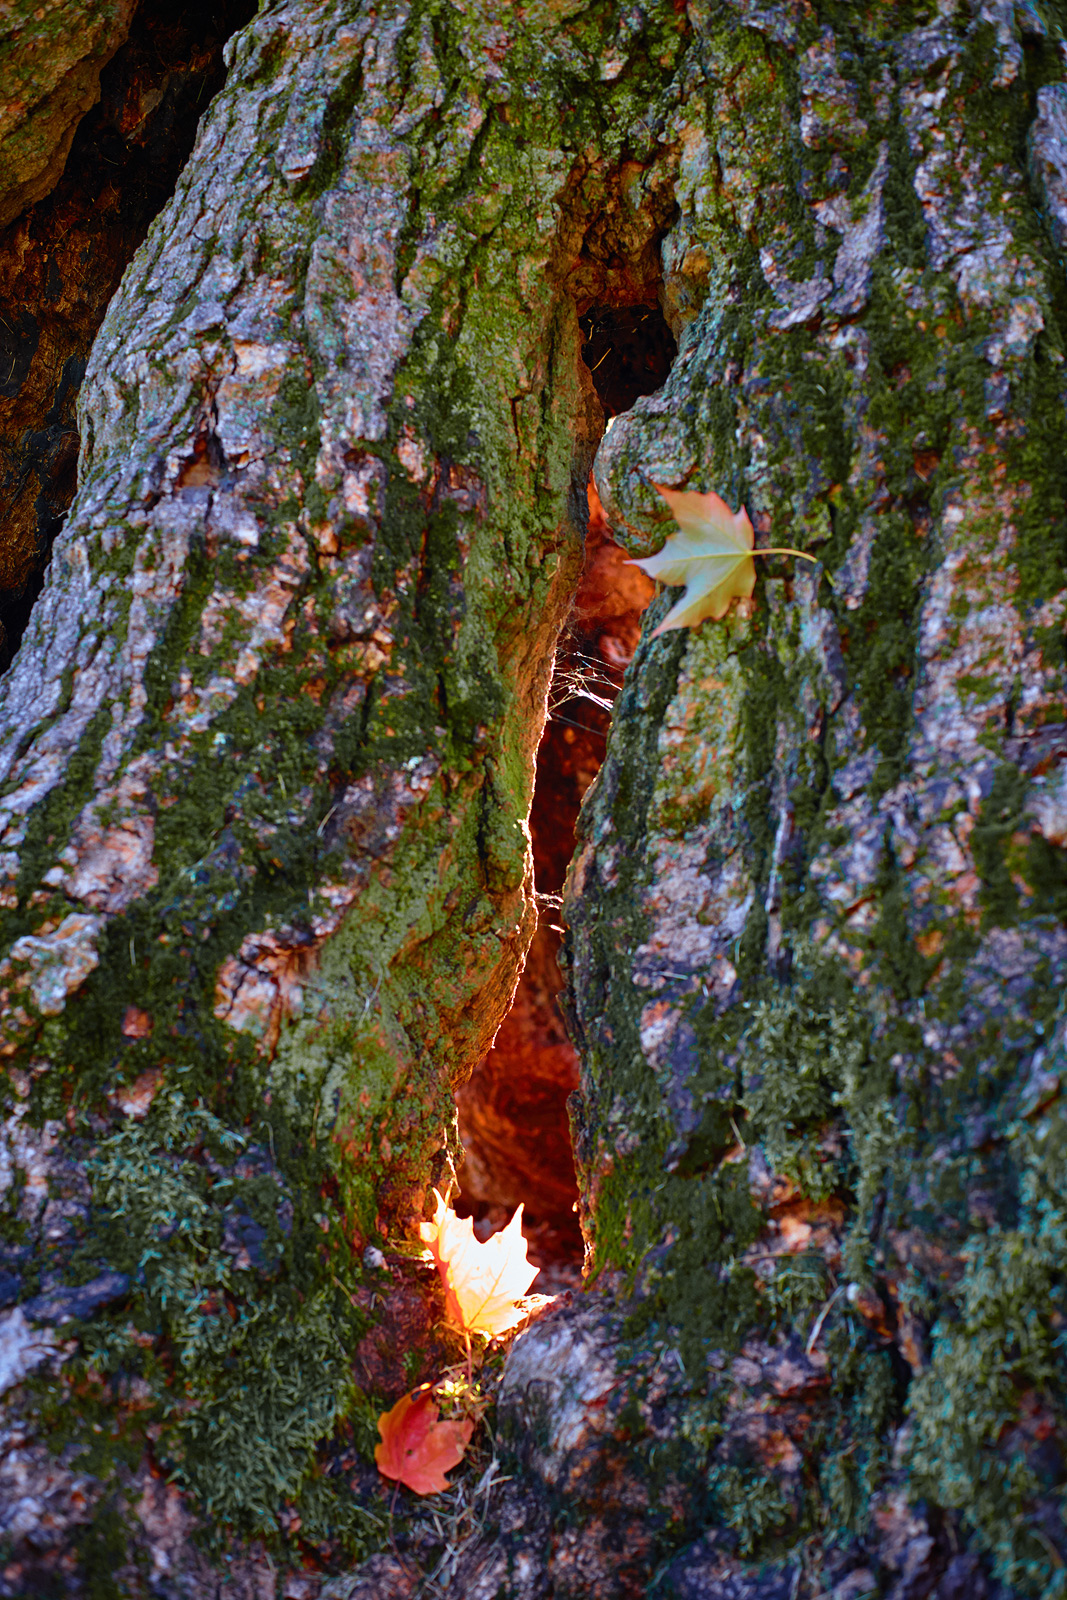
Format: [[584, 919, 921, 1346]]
[[1, 0, 1066, 1594], [540, 2, 1067, 1595], [0, 0, 676, 1579]]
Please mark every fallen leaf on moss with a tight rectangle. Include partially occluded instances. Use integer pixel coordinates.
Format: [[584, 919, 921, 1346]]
[[375, 1384, 474, 1495], [631, 484, 814, 634], [420, 1189, 538, 1339]]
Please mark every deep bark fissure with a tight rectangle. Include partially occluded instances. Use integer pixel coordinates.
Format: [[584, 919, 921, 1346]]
[[455, 299, 675, 1292]]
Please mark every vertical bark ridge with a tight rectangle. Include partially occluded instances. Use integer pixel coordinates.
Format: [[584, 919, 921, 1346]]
[[501, 4, 1067, 1596]]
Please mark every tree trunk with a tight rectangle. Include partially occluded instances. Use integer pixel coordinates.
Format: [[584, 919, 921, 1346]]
[[0, 1, 1065, 1597], [0, 0, 258, 667]]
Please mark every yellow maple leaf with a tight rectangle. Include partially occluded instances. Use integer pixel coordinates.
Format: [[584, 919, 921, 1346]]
[[419, 1189, 538, 1339], [630, 484, 814, 635]]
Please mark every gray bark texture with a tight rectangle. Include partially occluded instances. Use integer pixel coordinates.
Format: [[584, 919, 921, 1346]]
[[0, 0, 1065, 1597]]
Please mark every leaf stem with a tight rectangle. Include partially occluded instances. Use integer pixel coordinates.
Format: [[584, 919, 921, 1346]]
[[751, 547, 818, 561]]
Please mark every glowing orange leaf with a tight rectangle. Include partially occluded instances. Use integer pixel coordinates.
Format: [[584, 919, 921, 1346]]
[[419, 1189, 538, 1338], [374, 1385, 474, 1495], [630, 484, 814, 634]]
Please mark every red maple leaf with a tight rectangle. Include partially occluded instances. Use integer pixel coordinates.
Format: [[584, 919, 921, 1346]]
[[374, 1385, 474, 1496]]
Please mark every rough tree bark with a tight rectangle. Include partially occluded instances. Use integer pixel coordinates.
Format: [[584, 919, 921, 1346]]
[[0, 1, 1065, 1598], [0, 0, 258, 665]]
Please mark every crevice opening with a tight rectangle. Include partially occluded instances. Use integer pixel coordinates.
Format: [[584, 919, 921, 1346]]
[[455, 297, 677, 1293]]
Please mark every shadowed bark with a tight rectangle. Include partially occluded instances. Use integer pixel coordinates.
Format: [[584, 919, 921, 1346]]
[[0, 0, 138, 229], [0, 0, 258, 667], [0, 1, 1064, 1597]]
